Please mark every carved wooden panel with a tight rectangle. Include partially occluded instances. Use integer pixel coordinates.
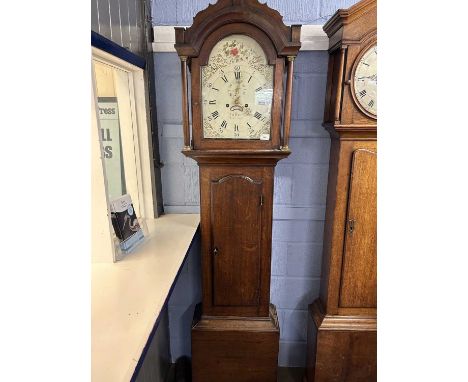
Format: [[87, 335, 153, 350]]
[[211, 175, 263, 307], [339, 149, 377, 308]]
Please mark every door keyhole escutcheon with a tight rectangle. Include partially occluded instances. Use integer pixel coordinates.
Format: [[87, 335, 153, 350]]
[[213, 247, 219, 256], [348, 219, 355, 234]]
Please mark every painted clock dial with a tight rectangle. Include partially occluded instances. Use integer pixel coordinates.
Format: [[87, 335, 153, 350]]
[[354, 44, 377, 116], [201, 34, 274, 140]]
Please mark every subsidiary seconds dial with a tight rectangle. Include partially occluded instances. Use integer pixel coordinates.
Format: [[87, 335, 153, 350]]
[[353, 44, 377, 117]]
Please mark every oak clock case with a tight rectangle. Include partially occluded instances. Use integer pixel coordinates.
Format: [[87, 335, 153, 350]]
[[174, 1, 301, 381], [305, 0, 377, 381]]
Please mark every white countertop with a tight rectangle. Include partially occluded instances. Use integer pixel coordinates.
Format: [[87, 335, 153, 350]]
[[92, 214, 200, 382]]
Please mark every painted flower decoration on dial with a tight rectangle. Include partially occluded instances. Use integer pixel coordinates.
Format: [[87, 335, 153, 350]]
[[202, 34, 274, 140]]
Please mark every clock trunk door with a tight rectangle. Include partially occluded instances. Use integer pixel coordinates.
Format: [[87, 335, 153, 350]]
[[339, 148, 377, 308], [211, 175, 263, 307]]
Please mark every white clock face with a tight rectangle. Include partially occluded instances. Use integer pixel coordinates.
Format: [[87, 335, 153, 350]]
[[201, 34, 273, 140], [354, 44, 377, 116]]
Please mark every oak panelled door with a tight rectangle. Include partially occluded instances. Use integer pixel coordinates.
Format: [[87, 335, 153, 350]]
[[211, 174, 263, 307], [340, 149, 377, 308]]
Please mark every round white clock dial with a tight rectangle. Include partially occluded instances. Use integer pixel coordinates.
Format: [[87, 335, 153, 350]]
[[354, 44, 377, 116], [201, 34, 273, 140]]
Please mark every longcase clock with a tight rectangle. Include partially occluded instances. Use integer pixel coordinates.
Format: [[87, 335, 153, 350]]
[[174, 1, 301, 381], [305, 0, 377, 381]]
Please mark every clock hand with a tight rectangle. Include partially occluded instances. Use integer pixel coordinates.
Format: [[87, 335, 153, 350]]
[[357, 74, 377, 81], [230, 77, 245, 111]]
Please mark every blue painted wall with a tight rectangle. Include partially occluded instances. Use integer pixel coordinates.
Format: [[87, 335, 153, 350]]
[[152, 0, 360, 367], [167, 231, 202, 362], [152, 0, 359, 25]]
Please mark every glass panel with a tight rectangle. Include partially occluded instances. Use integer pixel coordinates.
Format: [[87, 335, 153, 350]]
[[201, 34, 274, 140], [93, 61, 128, 201]]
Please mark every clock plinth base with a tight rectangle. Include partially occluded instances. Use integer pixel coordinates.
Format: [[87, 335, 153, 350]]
[[305, 300, 377, 382], [191, 304, 280, 382]]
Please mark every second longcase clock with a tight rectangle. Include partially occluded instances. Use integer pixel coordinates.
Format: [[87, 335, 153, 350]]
[[305, 0, 377, 381], [174, 1, 301, 381]]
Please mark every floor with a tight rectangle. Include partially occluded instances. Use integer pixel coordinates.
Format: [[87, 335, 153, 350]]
[[278, 367, 305, 382], [166, 364, 305, 381]]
